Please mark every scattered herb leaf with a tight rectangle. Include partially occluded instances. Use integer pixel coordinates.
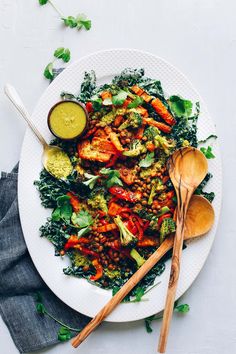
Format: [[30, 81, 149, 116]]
[[83, 173, 99, 189], [58, 326, 72, 342], [44, 62, 54, 80], [100, 168, 123, 188], [200, 146, 215, 159], [139, 152, 155, 168], [71, 210, 93, 228], [169, 95, 193, 118], [76, 14, 92, 30], [54, 47, 71, 63], [112, 91, 128, 106]]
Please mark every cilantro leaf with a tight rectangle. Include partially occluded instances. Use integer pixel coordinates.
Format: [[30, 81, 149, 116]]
[[134, 287, 145, 302], [139, 152, 155, 168], [144, 315, 156, 333], [100, 168, 123, 187], [174, 303, 190, 313], [71, 210, 93, 228], [36, 303, 46, 314], [128, 96, 144, 109], [112, 91, 128, 106], [54, 48, 71, 63], [169, 95, 193, 118], [58, 326, 72, 342], [54, 47, 65, 59], [51, 195, 72, 221], [200, 146, 215, 159], [39, 0, 48, 5], [63, 16, 77, 28], [76, 14, 92, 30], [103, 97, 113, 106], [83, 173, 99, 189], [44, 62, 54, 80]]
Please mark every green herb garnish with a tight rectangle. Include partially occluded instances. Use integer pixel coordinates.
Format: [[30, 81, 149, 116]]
[[38, 0, 91, 31], [144, 300, 190, 333], [83, 173, 100, 189], [169, 95, 193, 118], [100, 168, 123, 188], [52, 195, 72, 221], [200, 146, 215, 159], [35, 292, 81, 341], [139, 152, 155, 168], [112, 91, 128, 106]]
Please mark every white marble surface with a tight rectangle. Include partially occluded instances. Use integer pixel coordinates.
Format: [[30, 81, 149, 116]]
[[0, 0, 235, 353]]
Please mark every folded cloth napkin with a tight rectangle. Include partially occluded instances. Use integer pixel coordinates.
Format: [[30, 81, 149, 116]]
[[0, 155, 90, 349]]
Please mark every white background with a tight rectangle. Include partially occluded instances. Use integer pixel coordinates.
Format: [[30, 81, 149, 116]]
[[0, 0, 235, 353]]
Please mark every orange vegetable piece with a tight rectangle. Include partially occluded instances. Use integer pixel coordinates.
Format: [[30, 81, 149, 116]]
[[143, 118, 172, 134], [96, 223, 118, 233], [151, 98, 176, 126]]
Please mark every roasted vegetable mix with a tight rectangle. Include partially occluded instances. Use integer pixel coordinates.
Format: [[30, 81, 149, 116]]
[[35, 68, 215, 297]]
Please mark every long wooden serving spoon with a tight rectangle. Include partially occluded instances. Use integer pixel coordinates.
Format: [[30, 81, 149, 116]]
[[158, 147, 208, 353], [71, 194, 214, 348]]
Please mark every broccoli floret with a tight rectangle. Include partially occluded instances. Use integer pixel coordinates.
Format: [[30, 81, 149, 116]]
[[160, 218, 176, 244], [148, 178, 165, 205], [114, 215, 137, 246], [87, 193, 108, 213], [130, 248, 146, 268], [73, 251, 91, 267], [144, 126, 160, 140], [99, 111, 115, 127], [119, 112, 143, 130], [104, 268, 121, 279], [154, 135, 176, 155], [122, 139, 147, 157]]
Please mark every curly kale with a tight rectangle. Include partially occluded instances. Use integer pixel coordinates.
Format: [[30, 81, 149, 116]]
[[34, 170, 69, 208], [195, 173, 215, 202], [139, 77, 164, 97], [112, 68, 145, 87], [40, 219, 70, 253], [78, 70, 97, 102]]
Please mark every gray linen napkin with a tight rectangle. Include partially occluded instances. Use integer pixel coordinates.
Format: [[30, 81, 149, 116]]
[[0, 68, 90, 353], [0, 165, 90, 353]]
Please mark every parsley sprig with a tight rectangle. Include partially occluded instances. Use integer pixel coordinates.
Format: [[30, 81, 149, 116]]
[[38, 0, 91, 31], [44, 47, 71, 80], [35, 292, 81, 341]]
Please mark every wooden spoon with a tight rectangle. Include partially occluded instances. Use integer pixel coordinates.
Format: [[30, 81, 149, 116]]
[[158, 147, 208, 353], [71, 194, 214, 348], [4, 84, 73, 179]]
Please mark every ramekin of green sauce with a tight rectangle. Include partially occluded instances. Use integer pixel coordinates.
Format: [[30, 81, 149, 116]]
[[47, 100, 89, 140]]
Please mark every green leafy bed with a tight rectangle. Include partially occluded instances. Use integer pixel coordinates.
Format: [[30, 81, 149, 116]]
[[35, 68, 216, 302]]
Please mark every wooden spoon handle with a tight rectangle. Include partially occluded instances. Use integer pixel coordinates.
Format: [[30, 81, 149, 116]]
[[158, 195, 190, 353], [71, 235, 175, 348]]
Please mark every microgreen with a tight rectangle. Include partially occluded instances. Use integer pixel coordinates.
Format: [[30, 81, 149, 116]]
[[54, 47, 71, 63], [200, 146, 215, 159], [139, 152, 155, 168], [38, 0, 91, 31], [144, 300, 190, 333], [44, 47, 71, 80], [35, 292, 81, 341]]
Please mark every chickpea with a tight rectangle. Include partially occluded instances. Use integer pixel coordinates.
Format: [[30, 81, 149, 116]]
[[120, 131, 126, 137], [143, 192, 148, 198], [142, 200, 147, 206], [83, 265, 89, 272], [60, 250, 65, 256], [146, 177, 151, 184], [142, 136, 148, 142], [98, 245, 103, 252], [125, 138, 131, 144], [94, 237, 99, 242], [108, 264, 113, 270], [153, 209, 158, 214]]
